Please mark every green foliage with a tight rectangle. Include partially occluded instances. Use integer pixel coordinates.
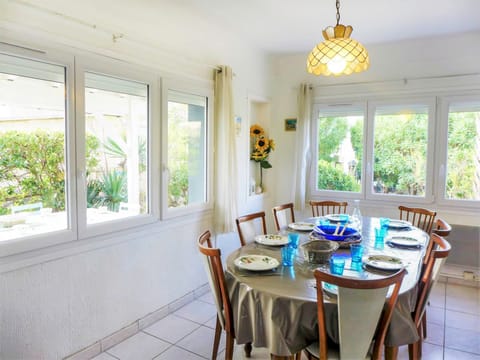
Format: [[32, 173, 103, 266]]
[[102, 135, 147, 173], [0, 130, 65, 213], [0, 131, 100, 214], [317, 117, 348, 162], [374, 114, 427, 195], [317, 160, 360, 192], [168, 164, 188, 207], [100, 170, 127, 212], [445, 112, 477, 199]]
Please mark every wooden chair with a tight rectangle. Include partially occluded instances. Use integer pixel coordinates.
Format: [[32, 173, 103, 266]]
[[198, 230, 252, 359], [421, 217, 451, 337], [272, 203, 295, 232], [398, 205, 437, 234], [305, 268, 406, 360], [432, 218, 452, 237], [385, 234, 451, 360], [235, 211, 267, 246], [309, 200, 348, 217]]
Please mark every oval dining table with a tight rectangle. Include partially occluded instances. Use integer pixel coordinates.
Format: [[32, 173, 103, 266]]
[[225, 216, 429, 360]]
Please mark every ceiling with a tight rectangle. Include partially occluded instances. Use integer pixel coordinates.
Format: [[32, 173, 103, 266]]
[[10, 0, 480, 55]]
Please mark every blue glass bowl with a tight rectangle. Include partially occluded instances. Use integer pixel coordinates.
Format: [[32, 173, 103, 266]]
[[313, 224, 359, 241]]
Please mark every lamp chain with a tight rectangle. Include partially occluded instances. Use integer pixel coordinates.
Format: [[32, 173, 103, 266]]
[[335, 0, 341, 25]]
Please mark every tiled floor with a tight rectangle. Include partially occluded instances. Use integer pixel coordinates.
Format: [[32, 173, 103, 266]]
[[92, 280, 479, 360]]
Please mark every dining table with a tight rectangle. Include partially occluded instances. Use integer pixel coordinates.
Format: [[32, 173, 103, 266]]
[[225, 216, 429, 360]]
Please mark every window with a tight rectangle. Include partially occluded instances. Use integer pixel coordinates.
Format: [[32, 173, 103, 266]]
[[166, 90, 209, 211], [313, 105, 364, 194], [312, 98, 435, 203], [442, 99, 480, 201], [0, 53, 69, 242], [372, 103, 431, 198], [84, 72, 149, 225]]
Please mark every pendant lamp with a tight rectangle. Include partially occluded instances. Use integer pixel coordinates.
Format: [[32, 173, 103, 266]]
[[307, 0, 369, 76]]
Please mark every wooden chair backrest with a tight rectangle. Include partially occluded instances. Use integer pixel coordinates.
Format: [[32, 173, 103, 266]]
[[432, 218, 452, 237], [314, 268, 406, 360], [197, 230, 234, 334], [309, 200, 348, 217], [398, 205, 436, 234], [235, 211, 267, 246], [272, 203, 295, 232], [414, 233, 451, 328]]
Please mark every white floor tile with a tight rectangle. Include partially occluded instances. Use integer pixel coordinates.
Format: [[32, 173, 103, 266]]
[[176, 325, 225, 358], [424, 322, 444, 346], [203, 315, 217, 329], [153, 345, 205, 360], [91, 353, 119, 360], [143, 314, 201, 344], [446, 284, 480, 315], [173, 299, 217, 324], [430, 282, 446, 308], [422, 342, 445, 360], [426, 305, 446, 325], [198, 291, 216, 305], [107, 332, 170, 360], [445, 310, 480, 332], [444, 348, 480, 360], [445, 327, 480, 355]]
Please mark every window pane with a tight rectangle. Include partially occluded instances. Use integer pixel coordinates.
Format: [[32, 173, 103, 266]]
[[167, 90, 207, 208], [0, 54, 68, 241], [373, 104, 429, 196], [85, 73, 148, 224], [445, 102, 480, 200], [316, 109, 363, 192]]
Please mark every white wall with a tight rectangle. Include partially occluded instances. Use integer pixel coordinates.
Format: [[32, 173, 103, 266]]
[[0, 2, 273, 359], [269, 31, 480, 225]]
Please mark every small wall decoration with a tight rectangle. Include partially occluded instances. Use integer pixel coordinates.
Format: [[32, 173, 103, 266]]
[[285, 118, 297, 131]]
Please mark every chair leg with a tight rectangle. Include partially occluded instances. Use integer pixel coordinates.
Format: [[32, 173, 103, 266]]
[[244, 342, 252, 357], [225, 333, 235, 360], [384, 346, 398, 360], [294, 351, 302, 360], [408, 340, 421, 360], [422, 311, 427, 338], [212, 316, 222, 360]]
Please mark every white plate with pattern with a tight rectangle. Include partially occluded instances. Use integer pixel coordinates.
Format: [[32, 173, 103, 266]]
[[255, 234, 289, 246], [234, 255, 280, 271], [288, 222, 316, 231]]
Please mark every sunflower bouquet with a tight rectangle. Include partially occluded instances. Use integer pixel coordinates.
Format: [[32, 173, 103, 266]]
[[250, 124, 275, 189]]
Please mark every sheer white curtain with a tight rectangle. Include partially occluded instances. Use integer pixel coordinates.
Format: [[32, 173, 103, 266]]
[[213, 66, 238, 233], [292, 83, 313, 211]]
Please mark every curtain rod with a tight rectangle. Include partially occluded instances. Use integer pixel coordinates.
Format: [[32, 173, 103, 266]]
[[313, 72, 480, 88], [9, 0, 222, 72]]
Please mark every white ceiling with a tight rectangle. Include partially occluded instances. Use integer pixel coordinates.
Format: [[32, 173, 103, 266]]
[[10, 0, 480, 55]]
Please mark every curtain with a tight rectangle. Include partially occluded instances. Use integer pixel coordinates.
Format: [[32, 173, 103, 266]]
[[292, 83, 313, 211], [213, 66, 238, 233]]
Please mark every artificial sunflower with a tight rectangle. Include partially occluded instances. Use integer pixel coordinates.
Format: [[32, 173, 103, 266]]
[[251, 150, 267, 161], [250, 124, 264, 137], [255, 136, 269, 152]]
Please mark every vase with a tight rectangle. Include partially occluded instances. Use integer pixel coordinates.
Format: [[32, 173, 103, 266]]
[[255, 185, 263, 194]]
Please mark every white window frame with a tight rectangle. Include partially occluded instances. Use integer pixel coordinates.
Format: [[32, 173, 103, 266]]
[[74, 54, 159, 239], [311, 96, 436, 205], [436, 93, 480, 209], [365, 97, 436, 204], [0, 44, 77, 257], [161, 79, 214, 219], [310, 102, 367, 201]]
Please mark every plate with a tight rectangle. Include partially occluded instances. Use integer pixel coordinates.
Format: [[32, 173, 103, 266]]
[[388, 219, 412, 229], [254, 234, 289, 246], [288, 222, 315, 231], [325, 214, 350, 223], [234, 255, 280, 271], [387, 236, 422, 248], [365, 255, 404, 271], [313, 224, 359, 241]]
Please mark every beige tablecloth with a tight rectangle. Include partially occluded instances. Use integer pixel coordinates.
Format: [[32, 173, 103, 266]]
[[226, 217, 427, 356]]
